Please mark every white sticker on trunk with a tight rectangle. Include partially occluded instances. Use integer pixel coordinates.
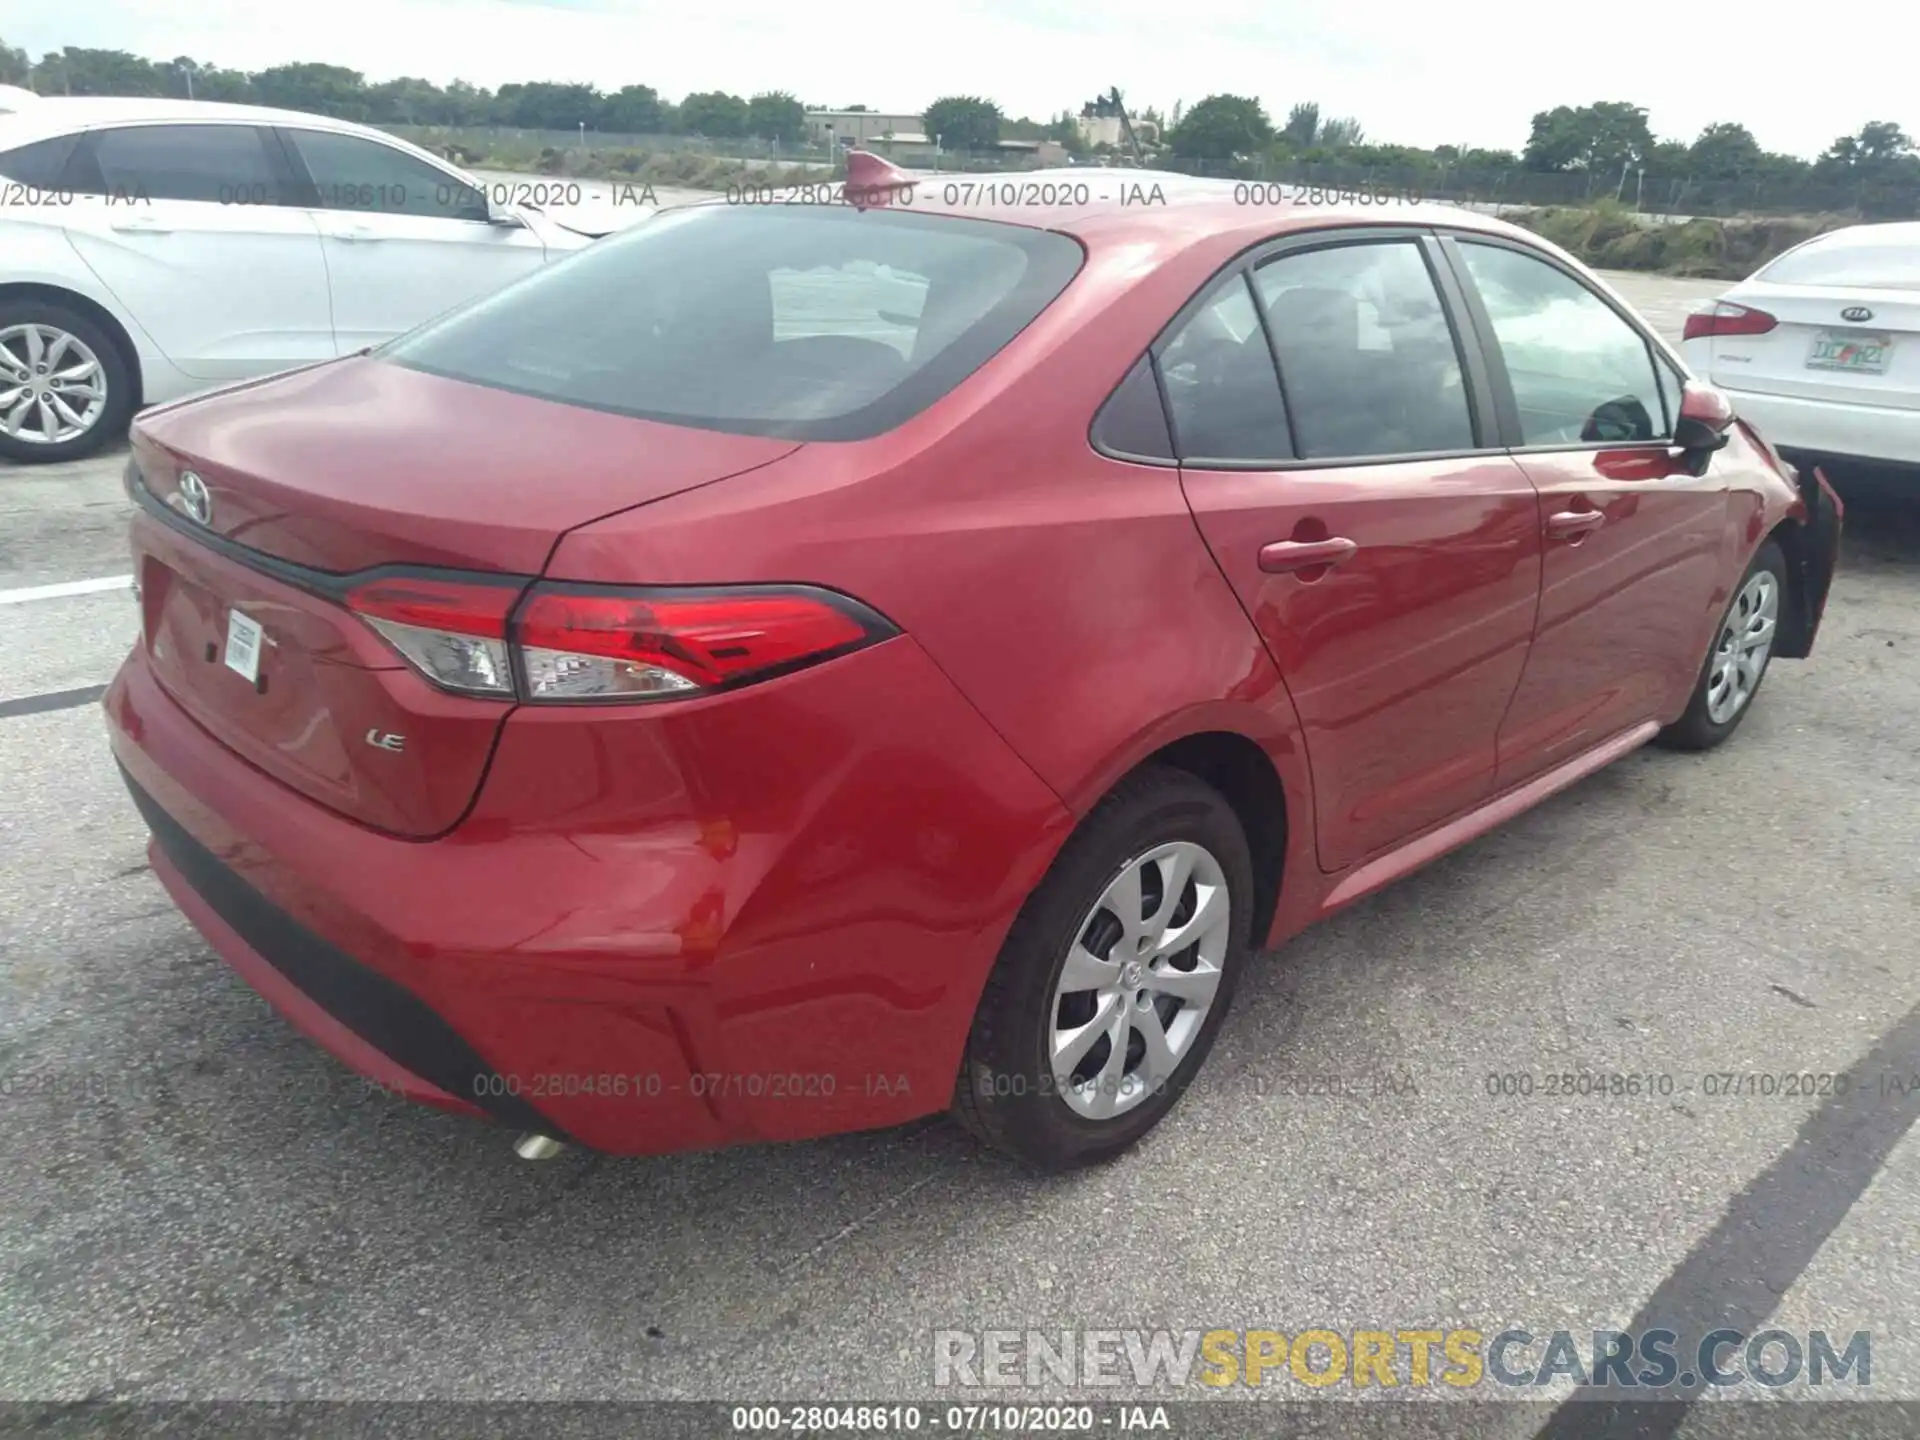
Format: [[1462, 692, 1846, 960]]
[[224, 609, 263, 683]]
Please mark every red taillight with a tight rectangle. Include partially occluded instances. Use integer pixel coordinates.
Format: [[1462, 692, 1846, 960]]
[[348, 575, 518, 637], [348, 574, 893, 704], [1683, 302, 1778, 342], [517, 587, 876, 698], [347, 575, 523, 698]]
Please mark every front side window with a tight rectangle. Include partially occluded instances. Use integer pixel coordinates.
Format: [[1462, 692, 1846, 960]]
[[74, 124, 284, 205], [385, 203, 1083, 441], [1655, 358, 1683, 432], [1157, 273, 1291, 463], [283, 130, 482, 221], [1457, 241, 1668, 446], [1254, 240, 1475, 461]]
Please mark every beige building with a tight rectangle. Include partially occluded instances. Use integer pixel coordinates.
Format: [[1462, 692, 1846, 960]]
[[803, 111, 924, 146], [863, 133, 1070, 167], [1075, 114, 1161, 149]]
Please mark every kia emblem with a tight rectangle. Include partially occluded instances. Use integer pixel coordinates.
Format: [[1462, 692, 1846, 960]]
[[1841, 305, 1873, 323], [176, 471, 212, 527]]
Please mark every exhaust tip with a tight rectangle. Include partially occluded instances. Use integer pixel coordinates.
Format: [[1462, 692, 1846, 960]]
[[513, 1132, 565, 1161]]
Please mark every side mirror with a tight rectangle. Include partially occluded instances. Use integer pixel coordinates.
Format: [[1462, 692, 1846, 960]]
[[1673, 381, 1735, 455], [486, 198, 526, 228]]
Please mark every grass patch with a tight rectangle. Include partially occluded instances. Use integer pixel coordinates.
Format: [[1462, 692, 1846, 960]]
[[1508, 201, 1848, 279]]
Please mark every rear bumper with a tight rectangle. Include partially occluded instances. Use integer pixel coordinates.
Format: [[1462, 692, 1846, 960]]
[[1724, 386, 1920, 470], [105, 635, 1069, 1155], [128, 773, 517, 1128]]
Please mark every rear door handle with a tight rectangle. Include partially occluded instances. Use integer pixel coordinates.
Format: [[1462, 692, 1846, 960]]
[[1545, 508, 1606, 540], [1258, 537, 1358, 574], [329, 224, 379, 242]]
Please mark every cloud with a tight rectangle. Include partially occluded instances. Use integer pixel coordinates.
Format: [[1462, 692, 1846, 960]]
[[8, 0, 1918, 157]]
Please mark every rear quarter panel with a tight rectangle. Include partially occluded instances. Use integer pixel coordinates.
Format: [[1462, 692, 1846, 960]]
[[546, 223, 1321, 943]]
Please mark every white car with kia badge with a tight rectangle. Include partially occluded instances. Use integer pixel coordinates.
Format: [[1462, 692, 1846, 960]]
[[1681, 221, 1920, 478]]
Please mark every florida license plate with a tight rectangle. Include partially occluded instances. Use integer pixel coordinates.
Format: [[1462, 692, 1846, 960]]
[[223, 609, 263, 683], [1806, 330, 1893, 374]]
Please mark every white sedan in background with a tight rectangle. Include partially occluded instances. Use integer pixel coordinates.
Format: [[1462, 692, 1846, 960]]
[[0, 98, 614, 462], [1680, 221, 1920, 479]]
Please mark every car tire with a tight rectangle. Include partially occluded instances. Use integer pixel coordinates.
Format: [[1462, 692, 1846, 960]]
[[1656, 540, 1788, 752], [0, 300, 137, 464], [952, 765, 1254, 1170]]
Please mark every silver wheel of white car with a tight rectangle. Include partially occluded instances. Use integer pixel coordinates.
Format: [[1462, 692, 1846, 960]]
[[0, 323, 108, 446], [0, 302, 135, 464]]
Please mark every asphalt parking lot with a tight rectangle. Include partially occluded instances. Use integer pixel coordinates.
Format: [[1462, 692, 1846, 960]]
[[2, 270, 1918, 1436]]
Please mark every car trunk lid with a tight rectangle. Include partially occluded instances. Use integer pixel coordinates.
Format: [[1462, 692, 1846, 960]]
[[1707, 284, 1920, 410], [133, 357, 802, 572], [128, 360, 801, 837]]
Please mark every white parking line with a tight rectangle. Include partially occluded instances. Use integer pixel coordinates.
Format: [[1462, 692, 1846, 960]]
[[0, 575, 134, 605]]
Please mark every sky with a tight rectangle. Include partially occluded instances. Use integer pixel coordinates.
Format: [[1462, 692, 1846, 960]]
[[9, 0, 1919, 161]]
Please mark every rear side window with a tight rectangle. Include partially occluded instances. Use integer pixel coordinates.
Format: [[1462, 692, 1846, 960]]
[[70, 124, 286, 205], [1255, 240, 1474, 460], [1757, 228, 1920, 290], [0, 134, 78, 189], [385, 204, 1083, 441], [1156, 273, 1292, 463], [1091, 354, 1174, 462], [1457, 241, 1668, 446]]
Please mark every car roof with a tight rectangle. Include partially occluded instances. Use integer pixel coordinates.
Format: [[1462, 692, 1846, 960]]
[[0, 96, 415, 148], [1777, 220, 1920, 248], [865, 164, 1554, 256]]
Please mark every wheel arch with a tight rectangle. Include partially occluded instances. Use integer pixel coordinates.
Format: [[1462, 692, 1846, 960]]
[[1054, 683, 1315, 951], [1139, 730, 1290, 950], [0, 281, 146, 410]]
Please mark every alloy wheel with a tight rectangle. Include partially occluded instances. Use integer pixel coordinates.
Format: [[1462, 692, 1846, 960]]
[[0, 324, 109, 447], [1049, 840, 1231, 1121]]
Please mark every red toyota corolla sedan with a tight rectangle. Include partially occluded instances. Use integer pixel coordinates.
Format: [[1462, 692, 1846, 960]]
[[104, 157, 1843, 1170]]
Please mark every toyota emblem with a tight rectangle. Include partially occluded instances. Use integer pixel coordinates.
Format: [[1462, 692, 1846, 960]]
[[176, 471, 212, 527], [1840, 305, 1874, 323]]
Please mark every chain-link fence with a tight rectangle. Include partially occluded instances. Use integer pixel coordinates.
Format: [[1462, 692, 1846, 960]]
[[386, 126, 833, 165], [383, 127, 1920, 221], [1150, 157, 1920, 220]]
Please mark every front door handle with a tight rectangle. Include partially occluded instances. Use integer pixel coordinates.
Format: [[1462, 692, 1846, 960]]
[[329, 224, 379, 242], [1258, 537, 1358, 574], [109, 215, 171, 234], [1545, 508, 1606, 541]]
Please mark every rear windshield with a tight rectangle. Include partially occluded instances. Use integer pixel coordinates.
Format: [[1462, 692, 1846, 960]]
[[1757, 228, 1920, 290], [385, 202, 1083, 440]]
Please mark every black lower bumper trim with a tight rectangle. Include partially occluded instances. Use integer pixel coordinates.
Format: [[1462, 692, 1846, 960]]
[[119, 764, 570, 1142]]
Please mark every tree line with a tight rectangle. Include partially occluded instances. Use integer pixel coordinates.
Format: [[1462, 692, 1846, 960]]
[[1168, 95, 1918, 196], [0, 43, 814, 140], [2, 39, 1915, 201]]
